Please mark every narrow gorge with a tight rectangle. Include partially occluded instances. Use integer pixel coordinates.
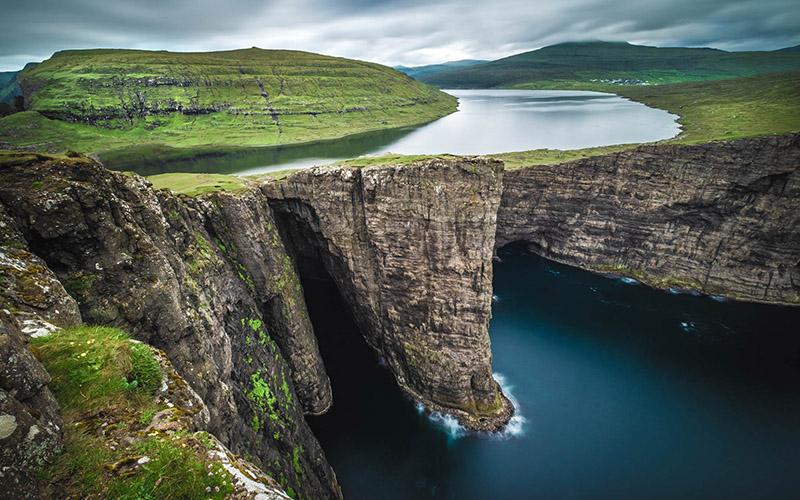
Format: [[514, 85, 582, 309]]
[[1, 132, 798, 497]]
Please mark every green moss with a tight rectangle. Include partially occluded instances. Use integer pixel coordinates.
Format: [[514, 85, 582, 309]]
[[61, 273, 96, 301], [238, 263, 256, 293], [187, 231, 219, 274], [281, 373, 292, 403], [292, 446, 303, 477], [246, 369, 279, 427]]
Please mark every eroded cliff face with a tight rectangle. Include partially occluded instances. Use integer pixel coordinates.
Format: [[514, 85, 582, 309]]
[[497, 134, 800, 304], [0, 204, 80, 495], [265, 159, 513, 430], [0, 156, 339, 499]]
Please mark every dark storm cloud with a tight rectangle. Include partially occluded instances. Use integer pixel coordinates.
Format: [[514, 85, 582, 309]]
[[0, 0, 797, 70]]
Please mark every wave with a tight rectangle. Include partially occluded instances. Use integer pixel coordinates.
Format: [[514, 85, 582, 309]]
[[417, 372, 527, 440]]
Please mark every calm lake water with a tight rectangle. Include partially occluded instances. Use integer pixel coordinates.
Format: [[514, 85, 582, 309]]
[[112, 90, 679, 176], [307, 245, 800, 500]]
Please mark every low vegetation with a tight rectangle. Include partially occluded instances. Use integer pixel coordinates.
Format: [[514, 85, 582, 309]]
[[0, 48, 456, 161], [31, 326, 235, 498], [147, 172, 252, 196], [612, 71, 800, 143]]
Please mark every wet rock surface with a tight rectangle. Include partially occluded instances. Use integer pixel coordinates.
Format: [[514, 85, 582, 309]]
[[497, 134, 800, 304], [266, 159, 513, 431]]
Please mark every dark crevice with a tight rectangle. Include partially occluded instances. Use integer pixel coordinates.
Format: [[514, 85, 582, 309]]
[[268, 199, 383, 401]]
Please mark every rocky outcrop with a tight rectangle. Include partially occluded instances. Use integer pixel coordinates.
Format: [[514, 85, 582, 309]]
[[0, 205, 80, 496], [0, 156, 340, 499], [265, 159, 513, 431], [497, 134, 800, 304]]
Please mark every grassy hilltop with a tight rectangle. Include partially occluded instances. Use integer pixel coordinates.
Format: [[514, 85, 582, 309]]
[[0, 48, 456, 157], [419, 41, 800, 88]]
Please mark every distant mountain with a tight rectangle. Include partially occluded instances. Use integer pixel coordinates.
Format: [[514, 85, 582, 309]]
[[0, 63, 38, 105], [395, 60, 487, 80], [419, 41, 800, 88], [775, 44, 800, 52]]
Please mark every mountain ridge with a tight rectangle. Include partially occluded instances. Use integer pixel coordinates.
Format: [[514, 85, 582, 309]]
[[418, 40, 800, 87]]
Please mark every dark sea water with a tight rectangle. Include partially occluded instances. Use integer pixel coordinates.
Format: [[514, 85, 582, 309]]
[[307, 245, 800, 500], [112, 90, 679, 176]]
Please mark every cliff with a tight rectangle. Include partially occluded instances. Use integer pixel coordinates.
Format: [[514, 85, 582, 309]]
[[0, 203, 80, 495], [265, 159, 512, 430], [0, 154, 339, 498], [0, 153, 514, 496], [497, 134, 800, 304]]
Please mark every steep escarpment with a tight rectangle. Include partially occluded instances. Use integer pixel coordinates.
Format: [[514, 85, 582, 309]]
[[0, 155, 339, 499], [266, 159, 513, 430], [497, 134, 800, 304]]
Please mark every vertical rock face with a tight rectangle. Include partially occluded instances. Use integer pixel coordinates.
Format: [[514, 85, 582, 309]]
[[497, 134, 800, 304], [266, 159, 513, 430], [189, 190, 332, 415], [0, 157, 340, 499], [0, 205, 80, 496]]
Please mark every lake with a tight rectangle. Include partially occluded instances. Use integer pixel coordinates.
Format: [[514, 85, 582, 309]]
[[112, 90, 679, 176], [306, 244, 800, 500]]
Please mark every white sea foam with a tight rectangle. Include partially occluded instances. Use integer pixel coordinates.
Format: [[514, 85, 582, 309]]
[[417, 403, 467, 439], [417, 372, 527, 440], [491, 373, 527, 440]]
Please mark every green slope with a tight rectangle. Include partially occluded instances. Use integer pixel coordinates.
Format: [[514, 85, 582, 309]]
[[0, 48, 456, 156], [421, 41, 800, 88], [396, 60, 488, 80]]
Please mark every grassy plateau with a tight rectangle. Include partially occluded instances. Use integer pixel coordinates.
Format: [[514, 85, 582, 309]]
[[0, 48, 456, 157]]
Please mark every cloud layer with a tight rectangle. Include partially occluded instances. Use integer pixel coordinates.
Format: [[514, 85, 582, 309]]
[[1, 0, 798, 70]]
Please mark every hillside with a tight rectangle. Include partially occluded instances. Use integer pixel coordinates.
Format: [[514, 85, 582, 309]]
[[0, 48, 456, 156], [420, 41, 800, 88], [396, 59, 487, 80]]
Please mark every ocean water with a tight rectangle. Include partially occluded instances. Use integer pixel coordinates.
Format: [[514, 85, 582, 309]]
[[306, 245, 800, 499]]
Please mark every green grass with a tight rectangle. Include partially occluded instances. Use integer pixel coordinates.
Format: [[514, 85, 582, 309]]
[[489, 144, 639, 169], [31, 326, 235, 499], [335, 153, 452, 168], [147, 172, 252, 196], [31, 326, 161, 415], [613, 72, 800, 143], [494, 72, 800, 168], [421, 41, 800, 88], [0, 47, 456, 156]]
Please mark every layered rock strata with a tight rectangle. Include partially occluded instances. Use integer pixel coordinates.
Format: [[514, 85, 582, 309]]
[[265, 159, 513, 430], [497, 134, 800, 304]]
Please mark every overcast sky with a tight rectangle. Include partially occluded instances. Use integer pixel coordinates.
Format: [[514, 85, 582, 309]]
[[1, 0, 798, 71]]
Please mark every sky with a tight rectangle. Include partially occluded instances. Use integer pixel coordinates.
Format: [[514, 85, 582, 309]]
[[1, 0, 798, 71]]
